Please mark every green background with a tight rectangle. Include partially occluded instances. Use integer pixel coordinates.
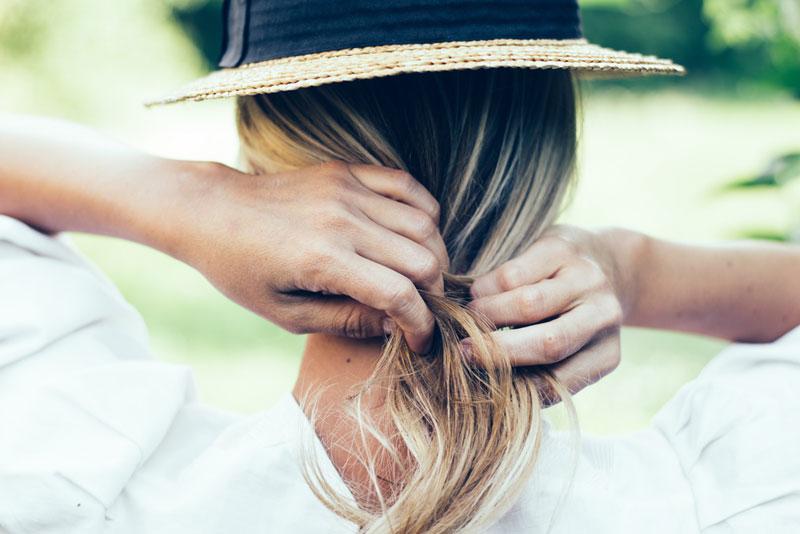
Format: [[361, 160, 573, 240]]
[[2, 0, 799, 433]]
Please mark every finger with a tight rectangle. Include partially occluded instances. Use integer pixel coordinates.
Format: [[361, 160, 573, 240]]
[[532, 332, 621, 406], [276, 294, 387, 339], [471, 236, 575, 298], [356, 193, 449, 271], [477, 302, 615, 366], [346, 163, 440, 224], [309, 253, 436, 353], [469, 271, 588, 327], [353, 217, 444, 295]]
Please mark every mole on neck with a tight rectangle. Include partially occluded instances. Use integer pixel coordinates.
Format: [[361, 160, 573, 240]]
[[293, 333, 402, 507]]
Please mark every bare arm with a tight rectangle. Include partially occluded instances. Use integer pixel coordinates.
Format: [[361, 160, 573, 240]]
[[469, 225, 800, 397], [0, 114, 181, 249], [622, 230, 800, 343], [0, 114, 448, 351]]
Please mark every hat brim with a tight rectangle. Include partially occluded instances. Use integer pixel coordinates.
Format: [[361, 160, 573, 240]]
[[146, 38, 684, 106]]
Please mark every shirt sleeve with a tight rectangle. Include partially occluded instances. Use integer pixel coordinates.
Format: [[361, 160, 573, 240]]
[[653, 325, 800, 531], [0, 216, 197, 533]]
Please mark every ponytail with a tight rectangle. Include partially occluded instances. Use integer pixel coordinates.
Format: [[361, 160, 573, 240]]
[[303, 275, 574, 533]]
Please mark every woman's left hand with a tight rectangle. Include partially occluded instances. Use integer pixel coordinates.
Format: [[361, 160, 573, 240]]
[[468, 225, 639, 399]]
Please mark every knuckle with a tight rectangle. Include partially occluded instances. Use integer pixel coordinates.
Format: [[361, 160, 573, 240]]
[[597, 275, 614, 295], [576, 254, 599, 272], [429, 199, 441, 222], [306, 249, 337, 280], [315, 178, 344, 203], [411, 212, 437, 240], [323, 165, 356, 192], [589, 261, 607, 282], [395, 170, 418, 194], [578, 258, 606, 287], [518, 286, 543, 318], [540, 329, 567, 363], [406, 314, 434, 338], [552, 235, 578, 255], [321, 205, 354, 232], [321, 160, 349, 175], [498, 264, 523, 291], [606, 298, 624, 325], [384, 280, 417, 312], [413, 252, 440, 284], [594, 294, 623, 326]]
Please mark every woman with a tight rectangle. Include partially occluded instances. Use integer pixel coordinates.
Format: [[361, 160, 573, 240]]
[[2, 1, 800, 533]]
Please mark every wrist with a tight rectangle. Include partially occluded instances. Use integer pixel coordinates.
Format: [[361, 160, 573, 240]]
[[138, 158, 224, 266], [596, 227, 650, 323]]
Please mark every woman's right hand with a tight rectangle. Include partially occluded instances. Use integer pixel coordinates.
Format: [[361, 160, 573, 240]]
[[170, 160, 447, 353], [0, 115, 446, 352]]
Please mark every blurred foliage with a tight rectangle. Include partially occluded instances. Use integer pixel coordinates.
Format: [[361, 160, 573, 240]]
[[167, 0, 224, 70], [704, 0, 800, 96], [725, 153, 800, 189], [582, 0, 712, 74], [719, 152, 800, 242], [580, 0, 800, 96], [0, 0, 205, 120]]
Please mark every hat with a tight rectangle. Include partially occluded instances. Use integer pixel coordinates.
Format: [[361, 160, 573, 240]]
[[147, 0, 684, 106]]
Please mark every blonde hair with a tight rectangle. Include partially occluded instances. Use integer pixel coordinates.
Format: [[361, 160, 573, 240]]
[[237, 68, 578, 532]]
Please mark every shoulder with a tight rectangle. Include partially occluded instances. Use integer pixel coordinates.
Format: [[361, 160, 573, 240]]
[[657, 325, 800, 425], [104, 394, 352, 533], [0, 360, 197, 532], [0, 216, 199, 532], [0, 215, 148, 367], [653, 326, 800, 530]]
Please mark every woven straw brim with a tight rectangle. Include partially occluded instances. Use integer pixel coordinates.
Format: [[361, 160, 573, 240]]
[[147, 38, 684, 106]]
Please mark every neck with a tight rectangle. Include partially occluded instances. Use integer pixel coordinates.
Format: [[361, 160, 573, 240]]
[[293, 333, 382, 404], [293, 333, 397, 506]]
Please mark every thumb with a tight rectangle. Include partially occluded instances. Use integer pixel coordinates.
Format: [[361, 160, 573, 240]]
[[280, 296, 387, 339]]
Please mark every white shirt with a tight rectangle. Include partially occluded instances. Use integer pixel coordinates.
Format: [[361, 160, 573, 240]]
[[0, 214, 798, 533]]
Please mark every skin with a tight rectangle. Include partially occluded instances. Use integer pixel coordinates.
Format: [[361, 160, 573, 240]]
[[294, 220, 800, 492], [293, 334, 389, 503], [295, 225, 800, 495], [469, 224, 800, 396], [0, 114, 447, 352], [4, 114, 800, 401]]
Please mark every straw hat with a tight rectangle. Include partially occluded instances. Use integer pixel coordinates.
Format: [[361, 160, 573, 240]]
[[147, 0, 684, 106]]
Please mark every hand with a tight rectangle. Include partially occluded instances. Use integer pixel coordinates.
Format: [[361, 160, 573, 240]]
[[170, 160, 447, 353], [468, 225, 638, 400], [0, 115, 445, 352]]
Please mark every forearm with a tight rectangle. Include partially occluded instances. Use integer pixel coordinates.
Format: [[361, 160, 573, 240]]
[[0, 114, 204, 256], [619, 230, 800, 342]]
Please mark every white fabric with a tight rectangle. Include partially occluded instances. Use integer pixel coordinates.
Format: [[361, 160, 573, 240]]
[[0, 214, 798, 533]]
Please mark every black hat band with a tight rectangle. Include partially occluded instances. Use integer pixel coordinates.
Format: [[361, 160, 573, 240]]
[[219, 0, 582, 68]]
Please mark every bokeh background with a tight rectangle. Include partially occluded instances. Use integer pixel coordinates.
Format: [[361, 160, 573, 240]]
[[2, 0, 799, 433]]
